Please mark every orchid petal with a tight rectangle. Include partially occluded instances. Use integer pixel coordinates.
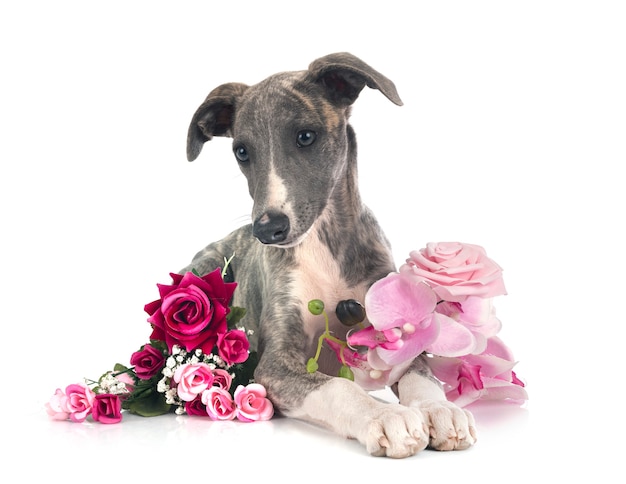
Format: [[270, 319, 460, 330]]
[[463, 353, 517, 379], [364, 273, 437, 331], [346, 326, 380, 349], [426, 313, 476, 357], [376, 314, 439, 366]]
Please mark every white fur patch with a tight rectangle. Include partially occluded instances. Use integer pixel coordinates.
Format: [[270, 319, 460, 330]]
[[291, 225, 369, 344], [266, 168, 289, 211]]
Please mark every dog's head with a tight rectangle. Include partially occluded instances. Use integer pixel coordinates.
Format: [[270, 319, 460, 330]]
[[187, 52, 402, 247]]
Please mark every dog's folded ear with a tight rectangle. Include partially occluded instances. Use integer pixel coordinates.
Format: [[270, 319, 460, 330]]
[[187, 82, 249, 161], [308, 52, 403, 107]]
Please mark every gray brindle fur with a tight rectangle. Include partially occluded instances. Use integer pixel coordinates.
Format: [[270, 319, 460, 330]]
[[183, 52, 476, 458]]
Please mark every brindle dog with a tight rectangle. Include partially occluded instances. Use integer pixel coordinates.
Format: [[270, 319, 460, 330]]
[[183, 52, 476, 458]]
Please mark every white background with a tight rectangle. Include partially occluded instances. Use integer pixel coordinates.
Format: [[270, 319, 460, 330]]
[[1, 1, 624, 481]]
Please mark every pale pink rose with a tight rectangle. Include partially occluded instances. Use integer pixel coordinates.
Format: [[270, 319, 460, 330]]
[[202, 387, 236, 421], [63, 383, 96, 423], [234, 384, 274, 422], [173, 363, 215, 402], [400, 242, 506, 302], [45, 388, 70, 421], [211, 369, 233, 390], [217, 329, 250, 364]]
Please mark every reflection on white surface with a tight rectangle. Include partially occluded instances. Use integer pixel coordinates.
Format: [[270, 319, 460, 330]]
[[19, 391, 532, 482]]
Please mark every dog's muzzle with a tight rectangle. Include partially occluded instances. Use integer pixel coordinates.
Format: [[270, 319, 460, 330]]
[[253, 211, 291, 245]]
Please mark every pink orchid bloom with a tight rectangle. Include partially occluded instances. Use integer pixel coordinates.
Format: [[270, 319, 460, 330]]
[[325, 338, 395, 390], [348, 272, 439, 366], [427, 336, 528, 407], [435, 297, 502, 354], [348, 273, 476, 367]]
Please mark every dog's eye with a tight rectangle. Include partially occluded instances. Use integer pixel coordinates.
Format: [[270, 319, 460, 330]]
[[296, 130, 317, 148], [234, 145, 249, 163]]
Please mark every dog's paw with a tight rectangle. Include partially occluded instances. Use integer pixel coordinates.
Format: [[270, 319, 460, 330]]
[[363, 404, 429, 458], [414, 400, 477, 451]]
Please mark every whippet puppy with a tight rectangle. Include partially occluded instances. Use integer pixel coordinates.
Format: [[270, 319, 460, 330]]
[[183, 52, 476, 458]]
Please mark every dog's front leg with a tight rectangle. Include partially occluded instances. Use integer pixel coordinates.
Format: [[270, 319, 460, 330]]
[[268, 371, 431, 458], [393, 356, 477, 451]]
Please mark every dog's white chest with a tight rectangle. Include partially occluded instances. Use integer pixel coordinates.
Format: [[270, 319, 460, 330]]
[[292, 237, 368, 344]]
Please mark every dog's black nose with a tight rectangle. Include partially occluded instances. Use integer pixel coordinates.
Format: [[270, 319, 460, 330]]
[[253, 212, 290, 245]]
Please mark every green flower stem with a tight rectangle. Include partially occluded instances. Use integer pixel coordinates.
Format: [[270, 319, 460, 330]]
[[308, 301, 350, 368], [221, 253, 236, 279]]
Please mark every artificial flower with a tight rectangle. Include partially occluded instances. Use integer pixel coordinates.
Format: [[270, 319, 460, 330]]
[[348, 272, 439, 365], [427, 336, 527, 407], [173, 363, 215, 402], [47, 266, 264, 424], [45, 388, 70, 421], [91, 394, 123, 424], [307, 241, 527, 407], [130, 343, 166, 380], [145, 269, 237, 353], [211, 368, 233, 390], [348, 272, 476, 365], [64, 383, 96, 423], [435, 297, 502, 354], [217, 329, 250, 364], [184, 397, 208, 417], [234, 384, 274, 422], [400, 242, 507, 303], [202, 387, 237, 421]]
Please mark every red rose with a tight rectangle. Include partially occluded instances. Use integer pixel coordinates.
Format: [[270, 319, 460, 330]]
[[91, 394, 122, 424], [130, 343, 166, 380], [144, 269, 237, 353], [184, 397, 209, 417], [217, 329, 250, 365]]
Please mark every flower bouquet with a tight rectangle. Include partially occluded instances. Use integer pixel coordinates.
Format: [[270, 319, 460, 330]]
[[307, 242, 528, 407], [45, 264, 273, 424]]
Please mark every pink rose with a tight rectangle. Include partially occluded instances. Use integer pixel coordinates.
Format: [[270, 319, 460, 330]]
[[173, 363, 215, 402], [64, 383, 96, 423], [45, 388, 70, 421], [91, 394, 123, 424], [185, 397, 209, 417], [145, 269, 237, 353], [211, 369, 233, 390], [234, 384, 274, 422], [217, 329, 250, 365], [130, 343, 166, 380], [400, 242, 506, 302], [202, 387, 236, 421]]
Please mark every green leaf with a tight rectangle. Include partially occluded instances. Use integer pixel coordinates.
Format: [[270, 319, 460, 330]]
[[226, 306, 247, 328], [149, 339, 169, 354], [113, 363, 130, 374], [125, 391, 173, 417], [230, 351, 258, 394], [338, 365, 354, 381]]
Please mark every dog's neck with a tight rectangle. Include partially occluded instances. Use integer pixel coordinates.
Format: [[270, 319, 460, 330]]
[[294, 125, 394, 288]]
